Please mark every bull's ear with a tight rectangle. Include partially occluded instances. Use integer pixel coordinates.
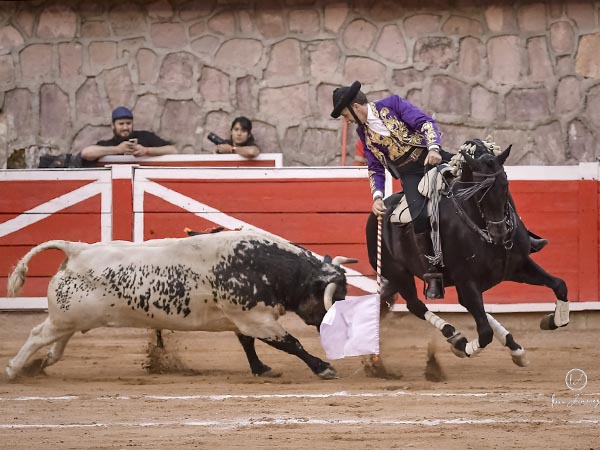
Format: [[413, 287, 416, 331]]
[[496, 144, 511, 166], [323, 255, 332, 264]]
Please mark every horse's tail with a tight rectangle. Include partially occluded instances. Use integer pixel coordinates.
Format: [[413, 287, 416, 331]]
[[7, 240, 74, 297]]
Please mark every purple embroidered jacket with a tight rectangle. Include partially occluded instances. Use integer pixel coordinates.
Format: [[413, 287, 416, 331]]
[[356, 95, 441, 197]]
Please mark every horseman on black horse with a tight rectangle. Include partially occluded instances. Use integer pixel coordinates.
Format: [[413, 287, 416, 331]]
[[331, 81, 569, 365]]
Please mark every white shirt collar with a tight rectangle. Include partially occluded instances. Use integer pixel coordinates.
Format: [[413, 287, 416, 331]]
[[366, 103, 390, 136]]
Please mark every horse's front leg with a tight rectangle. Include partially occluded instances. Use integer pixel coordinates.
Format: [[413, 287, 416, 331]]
[[509, 256, 569, 330], [389, 270, 464, 353], [486, 313, 528, 367], [453, 283, 493, 358]]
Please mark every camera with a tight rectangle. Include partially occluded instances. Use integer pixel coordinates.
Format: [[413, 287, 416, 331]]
[[207, 132, 226, 146], [128, 138, 138, 144]]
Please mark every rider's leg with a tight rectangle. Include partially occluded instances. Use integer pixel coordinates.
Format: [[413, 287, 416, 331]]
[[507, 193, 547, 253], [413, 230, 444, 300], [401, 172, 444, 300]]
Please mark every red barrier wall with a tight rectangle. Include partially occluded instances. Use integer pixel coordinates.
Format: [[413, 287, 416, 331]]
[[1, 162, 599, 311]]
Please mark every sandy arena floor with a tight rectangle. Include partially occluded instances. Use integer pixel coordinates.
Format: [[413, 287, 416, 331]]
[[0, 310, 599, 449]]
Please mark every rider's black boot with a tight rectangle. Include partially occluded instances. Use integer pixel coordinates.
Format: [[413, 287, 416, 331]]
[[414, 232, 444, 300], [379, 278, 396, 316], [528, 231, 548, 253]]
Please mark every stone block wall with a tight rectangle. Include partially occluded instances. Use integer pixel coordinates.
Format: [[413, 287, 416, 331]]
[[0, 0, 599, 168]]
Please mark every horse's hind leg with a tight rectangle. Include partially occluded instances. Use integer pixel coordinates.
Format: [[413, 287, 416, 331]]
[[509, 257, 569, 330], [5, 318, 72, 380], [486, 313, 528, 367]]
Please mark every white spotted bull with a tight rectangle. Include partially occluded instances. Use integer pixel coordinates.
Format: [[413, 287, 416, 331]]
[[6, 231, 354, 381]]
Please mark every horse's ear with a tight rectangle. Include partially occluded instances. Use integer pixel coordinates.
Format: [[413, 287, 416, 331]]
[[496, 145, 512, 166]]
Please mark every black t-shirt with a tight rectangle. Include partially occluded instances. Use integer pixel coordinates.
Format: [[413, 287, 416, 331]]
[[96, 130, 172, 147]]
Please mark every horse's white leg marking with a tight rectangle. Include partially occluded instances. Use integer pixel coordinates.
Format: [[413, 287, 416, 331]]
[[554, 299, 569, 327], [464, 338, 481, 357], [486, 313, 508, 345], [424, 311, 449, 331], [486, 313, 528, 366]]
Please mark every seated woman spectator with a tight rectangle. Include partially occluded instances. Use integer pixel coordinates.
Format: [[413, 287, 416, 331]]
[[214, 116, 260, 158]]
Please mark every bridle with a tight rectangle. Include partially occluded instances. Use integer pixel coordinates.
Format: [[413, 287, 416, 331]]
[[447, 167, 516, 249]]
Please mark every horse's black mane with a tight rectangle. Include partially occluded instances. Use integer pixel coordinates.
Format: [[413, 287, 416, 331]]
[[461, 138, 496, 159]]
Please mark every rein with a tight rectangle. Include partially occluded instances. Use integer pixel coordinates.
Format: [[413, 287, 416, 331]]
[[446, 171, 515, 249]]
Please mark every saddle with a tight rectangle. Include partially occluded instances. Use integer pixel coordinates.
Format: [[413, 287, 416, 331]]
[[389, 164, 453, 224]]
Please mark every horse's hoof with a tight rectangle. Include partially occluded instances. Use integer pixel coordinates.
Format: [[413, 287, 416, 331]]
[[450, 345, 467, 358], [255, 369, 282, 378], [511, 349, 529, 367], [317, 367, 337, 380], [540, 314, 558, 330], [447, 333, 468, 358]]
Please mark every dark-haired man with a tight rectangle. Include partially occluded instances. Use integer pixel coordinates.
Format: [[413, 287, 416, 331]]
[[331, 81, 450, 299], [81, 106, 177, 163], [331, 81, 547, 300]]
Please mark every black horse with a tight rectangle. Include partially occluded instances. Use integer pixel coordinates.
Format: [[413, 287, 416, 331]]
[[366, 139, 569, 366]]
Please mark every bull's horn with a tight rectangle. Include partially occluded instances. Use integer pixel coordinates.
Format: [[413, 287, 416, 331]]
[[323, 282, 337, 311], [332, 256, 358, 265]]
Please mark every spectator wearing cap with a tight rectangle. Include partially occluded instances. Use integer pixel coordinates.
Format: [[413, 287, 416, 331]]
[[81, 106, 177, 163]]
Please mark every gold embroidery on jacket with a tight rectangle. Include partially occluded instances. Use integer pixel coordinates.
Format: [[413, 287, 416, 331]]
[[421, 122, 438, 146], [366, 103, 426, 162], [368, 170, 377, 193]]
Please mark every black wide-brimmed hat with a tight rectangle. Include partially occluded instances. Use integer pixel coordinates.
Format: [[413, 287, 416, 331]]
[[330, 81, 362, 118]]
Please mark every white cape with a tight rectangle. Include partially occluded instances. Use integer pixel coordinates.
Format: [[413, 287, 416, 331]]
[[319, 294, 380, 360]]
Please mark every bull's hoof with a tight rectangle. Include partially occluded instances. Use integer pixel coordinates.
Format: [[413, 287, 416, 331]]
[[317, 366, 337, 380], [4, 365, 18, 381], [21, 358, 47, 377], [510, 348, 529, 367], [540, 314, 558, 330]]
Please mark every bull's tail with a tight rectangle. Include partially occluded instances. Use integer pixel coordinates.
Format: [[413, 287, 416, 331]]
[[7, 240, 73, 297]]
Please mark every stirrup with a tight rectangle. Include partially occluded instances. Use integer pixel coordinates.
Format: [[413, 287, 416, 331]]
[[423, 272, 444, 300]]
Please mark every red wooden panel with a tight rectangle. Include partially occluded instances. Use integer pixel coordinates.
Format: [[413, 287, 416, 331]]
[[0, 180, 100, 216], [143, 212, 366, 245], [112, 178, 133, 241], [512, 192, 579, 213], [0, 180, 95, 213], [579, 180, 598, 300], [143, 179, 373, 213], [510, 180, 579, 194], [0, 247, 65, 277], [0, 196, 103, 245]]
